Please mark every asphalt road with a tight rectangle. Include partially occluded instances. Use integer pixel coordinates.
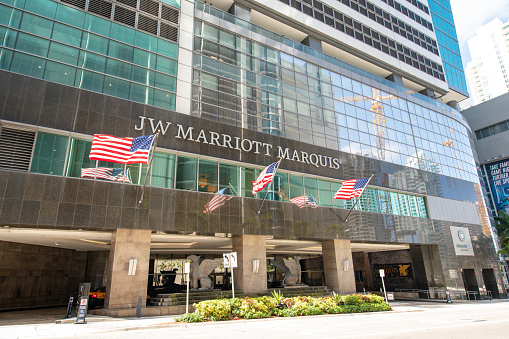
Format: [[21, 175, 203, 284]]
[[2, 301, 508, 339]]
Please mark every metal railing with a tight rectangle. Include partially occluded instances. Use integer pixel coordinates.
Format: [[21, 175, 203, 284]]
[[395, 288, 492, 301]]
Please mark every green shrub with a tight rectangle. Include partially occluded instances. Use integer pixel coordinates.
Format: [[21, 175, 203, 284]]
[[274, 308, 297, 317], [341, 304, 361, 313], [299, 305, 324, 316], [173, 312, 204, 323], [363, 294, 386, 304], [344, 294, 365, 305], [256, 296, 277, 311], [194, 299, 231, 321]]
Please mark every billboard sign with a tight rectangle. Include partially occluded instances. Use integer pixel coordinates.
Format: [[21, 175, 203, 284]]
[[450, 226, 474, 256], [485, 159, 509, 214]]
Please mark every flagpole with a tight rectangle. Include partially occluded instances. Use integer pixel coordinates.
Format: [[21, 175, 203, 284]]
[[123, 163, 127, 183], [94, 160, 98, 180], [137, 132, 160, 206], [343, 174, 374, 223], [255, 158, 282, 216]]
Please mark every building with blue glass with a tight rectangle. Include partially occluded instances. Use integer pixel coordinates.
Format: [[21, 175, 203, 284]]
[[0, 0, 503, 313]]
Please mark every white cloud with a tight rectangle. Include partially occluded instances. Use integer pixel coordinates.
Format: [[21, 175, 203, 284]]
[[450, 0, 509, 66]]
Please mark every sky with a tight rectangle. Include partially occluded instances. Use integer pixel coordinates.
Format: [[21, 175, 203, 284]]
[[450, 0, 509, 68]]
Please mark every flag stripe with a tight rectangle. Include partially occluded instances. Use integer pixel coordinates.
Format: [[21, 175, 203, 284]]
[[89, 134, 155, 164], [290, 196, 319, 209], [334, 178, 370, 200], [203, 187, 233, 213], [81, 167, 131, 183], [252, 161, 279, 195]]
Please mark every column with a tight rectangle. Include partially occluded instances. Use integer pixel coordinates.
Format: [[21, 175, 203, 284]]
[[232, 235, 267, 294], [104, 229, 151, 309], [228, 2, 252, 22], [322, 239, 356, 294], [385, 74, 404, 87], [301, 36, 322, 52]]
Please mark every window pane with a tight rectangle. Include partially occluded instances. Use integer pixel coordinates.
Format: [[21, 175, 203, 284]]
[[106, 58, 132, 80], [44, 61, 76, 85], [81, 32, 109, 55], [133, 49, 156, 68], [10, 52, 45, 78], [239, 166, 255, 197], [108, 40, 133, 62], [153, 90, 175, 110], [103, 76, 130, 99], [175, 156, 197, 190], [367, 188, 380, 213], [156, 55, 177, 75], [390, 192, 400, 215], [378, 190, 391, 214], [65, 138, 94, 178], [289, 174, 303, 199], [318, 179, 332, 207], [151, 152, 175, 189], [157, 40, 178, 59], [30, 132, 68, 175], [20, 13, 53, 38], [135, 31, 158, 52], [15, 32, 49, 57], [219, 163, 238, 195], [48, 42, 79, 64], [0, 48, 13, 70], [0, 28, 18, 48], [55, 2, 85, 27], [84, 14, 111, 36], [129, 83, 154, 105], [24, 0, 57, 19], [417, 197, 427, 218], [303, 177, 318, 200], [198, 159, 218, 193], [408, 195, 419, 217], [398, 193, 410, 216], [270, 172, 288, 201], [78, 51, 106, 72], [110, 22, 134, 44], [331, 181, 345, 209], [154, 72, 176, 92], [76, 70, 104, 92], [131, 65, 155, 86], [52, 22, 82, 47], [0, 5, 22, 28]]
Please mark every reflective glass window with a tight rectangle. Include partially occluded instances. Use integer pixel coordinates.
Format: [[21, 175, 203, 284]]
[[106, 58, 132, 80], [52, 22, 81, 47], [48, 42, 79, 65], [103, 76, 130, 100], [156, 55, 177, 75], [20, 13, 53, 38], [55, 2, 85, 27], [44, 61, 76, 85], [135, 31, 158, 52], [0, 5, 22, 28], [129, 83, 153, 105], [10, 52, 45, 78], [78, 51, 106, 72], [75, 69, 104, 92], [239, 166, 255, 197], [133, 49, 156, 69], [84, 14, 111, 36], [81, 32, 109, 55], [110, 22, 135, 44], [153, 90, 175, 110], [158, 40, 178, 59], [30, 132, 67, 175], [24, 0, 57, 19], [289, 174, 304, 199], [318, 179, 332, 207], [15, 32, 49, 57], [108, 41, 133, 63], [219, 163, 238, 195], [176, 156, 197, 190], [272, 172, 288, 201], [154, 73, 177, 92], [198, 159, 218, 193], [151, 152, 176, 189]]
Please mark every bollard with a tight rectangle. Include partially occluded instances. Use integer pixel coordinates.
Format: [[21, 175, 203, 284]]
[[136, 296, 142, 318]]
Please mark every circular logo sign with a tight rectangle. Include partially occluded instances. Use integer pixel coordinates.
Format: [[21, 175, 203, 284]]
[[458, 230, 466, 242]]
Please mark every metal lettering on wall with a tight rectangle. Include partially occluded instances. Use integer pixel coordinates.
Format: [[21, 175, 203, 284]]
[[373, 264, 412, 278], [134, 116, 340, 169]]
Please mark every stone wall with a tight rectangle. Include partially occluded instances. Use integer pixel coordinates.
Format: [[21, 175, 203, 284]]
[[0, 241, 86, 310]]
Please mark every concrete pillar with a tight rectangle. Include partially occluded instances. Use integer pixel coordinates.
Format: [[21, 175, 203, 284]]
[[419, 88, 435, 99], [322, 239, 356, 294], [301, 35, 322, 52], [228, 2, 252, 22], [385, 74, 404, 87], [104, 229, 151, 309], [447, 100, 459, 110], [232, 235, 267, 294]]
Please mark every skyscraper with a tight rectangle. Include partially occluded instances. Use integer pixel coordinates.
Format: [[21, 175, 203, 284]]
[[0, 0, 503, 313], [466, 18, 509, 105]]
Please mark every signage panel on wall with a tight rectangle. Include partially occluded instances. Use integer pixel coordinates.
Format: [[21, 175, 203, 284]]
[[485, 159, 509, 214], [450, 226, 474, 256], [374, 264, 412, 278]]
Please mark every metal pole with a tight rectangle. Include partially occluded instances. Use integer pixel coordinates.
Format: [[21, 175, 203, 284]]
[[231, 268, 235, 299], [255, 159, 282, 216], [186, 271, 189, 314], [381, 275, 388, 303]]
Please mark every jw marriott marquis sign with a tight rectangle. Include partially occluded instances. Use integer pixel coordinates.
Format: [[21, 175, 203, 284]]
[[135, 116, 340, 169]]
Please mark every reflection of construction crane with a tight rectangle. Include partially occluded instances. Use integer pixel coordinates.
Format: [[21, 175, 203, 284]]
[[336, 89, 396, 160]]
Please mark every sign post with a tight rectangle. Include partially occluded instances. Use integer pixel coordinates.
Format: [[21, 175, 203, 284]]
[[184, 262, 190, 314], [380, 269, 388, 303], [65, 295, 74, 318], [223, 252, 237, 298], [76, 297, 88, 324]]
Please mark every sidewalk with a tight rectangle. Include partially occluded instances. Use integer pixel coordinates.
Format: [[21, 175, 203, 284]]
[[0, 301, 505, 339]]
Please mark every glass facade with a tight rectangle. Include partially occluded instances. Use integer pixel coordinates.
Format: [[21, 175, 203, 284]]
[[30, 130, 429, 219], [192, 19, 477, 183], [0, 0, 178, 109], [428, 0, 468, 94]]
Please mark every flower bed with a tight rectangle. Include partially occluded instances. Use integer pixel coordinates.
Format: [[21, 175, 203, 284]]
[[174, 293, 391, 323]]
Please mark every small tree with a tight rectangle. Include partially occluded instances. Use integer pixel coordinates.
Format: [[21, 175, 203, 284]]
[[494, 211, 509, 256]]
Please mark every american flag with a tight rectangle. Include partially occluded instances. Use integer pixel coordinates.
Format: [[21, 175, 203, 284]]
[[89, 134, 155, 164], [252, 160, 280, 195], [81, 167, 131, 183], [334, 178, 370, 200], [290, 196, 319, 209], [203, 187, 233, 214]]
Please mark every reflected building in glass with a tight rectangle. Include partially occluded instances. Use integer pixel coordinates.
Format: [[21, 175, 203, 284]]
[[0, 0, 504, 313]]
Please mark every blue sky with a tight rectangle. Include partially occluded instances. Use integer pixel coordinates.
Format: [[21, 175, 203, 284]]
[[450, 0, 509, 68]]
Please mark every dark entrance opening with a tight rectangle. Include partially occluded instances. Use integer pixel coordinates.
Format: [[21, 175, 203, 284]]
[[462, 269, 479, 299], [482, 268, 500, 299]]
